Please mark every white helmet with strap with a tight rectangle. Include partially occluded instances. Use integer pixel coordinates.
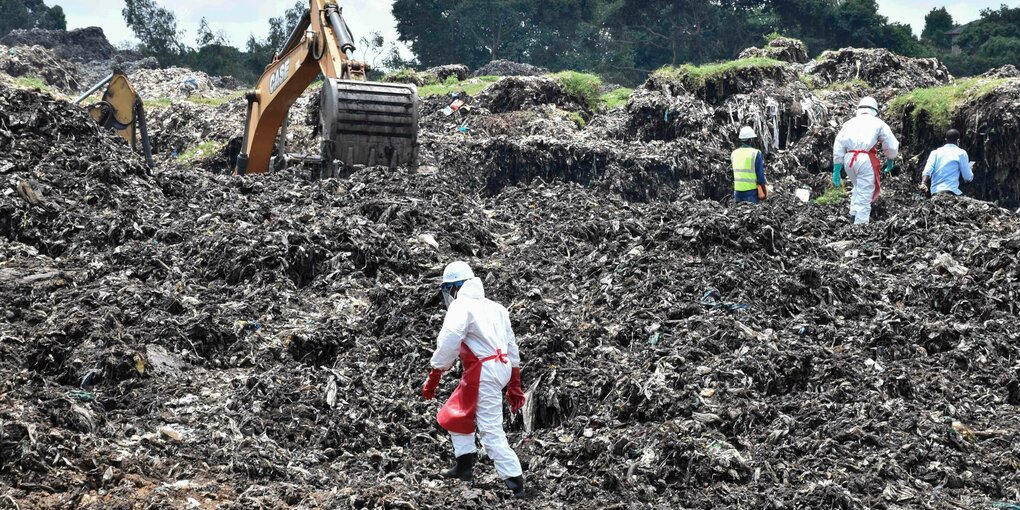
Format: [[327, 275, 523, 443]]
[[442, 261, 474, 283], [738, 126, 756, 140], [858, 96, 880, 114], [441, 261, 475, 307]]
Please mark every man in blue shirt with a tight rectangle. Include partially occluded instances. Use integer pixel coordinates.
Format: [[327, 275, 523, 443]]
[[921, 129, 973, 196], [732, 126, 767, 204]]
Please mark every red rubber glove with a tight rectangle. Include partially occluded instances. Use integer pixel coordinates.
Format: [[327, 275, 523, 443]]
[[507, 367, 526, 413], [421, 369, 443, 400]]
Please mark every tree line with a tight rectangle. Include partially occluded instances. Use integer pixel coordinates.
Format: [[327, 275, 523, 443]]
[[391, 0, 1020, 83], [1, 0, 1017, 85], [0, 0, 65, 39]]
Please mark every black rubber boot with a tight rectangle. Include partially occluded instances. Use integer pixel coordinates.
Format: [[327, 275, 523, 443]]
[[504, 475, 525, 498], [442, 453, 476, 481]]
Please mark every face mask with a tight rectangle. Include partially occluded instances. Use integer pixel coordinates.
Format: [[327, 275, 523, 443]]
[[441, 288, 456, 308], [440, 281, 462, 308]]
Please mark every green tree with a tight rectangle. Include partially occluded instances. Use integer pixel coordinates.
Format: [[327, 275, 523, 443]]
[[921, 7, 954, 49], [122, 0, 185, 64], [195, 17, 228, 48], [393, 0, 541, 70], [245, 0, 305, 77], [943, 5, 1020, 75], [0, 0, 66, 39], [358, 31, 386, 70]]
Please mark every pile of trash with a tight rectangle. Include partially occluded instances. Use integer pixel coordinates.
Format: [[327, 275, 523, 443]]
[[982, 65, 1020, 79], [738, 36, 809, 64], [5, 35, 1020, 509], [0, 44, 81, 91], [0, 27, 117, 62], [128, 67, 237, 99], [473, 59, 549, 77], [75, 55, 161, 94], [426, 64, 470, 82], [0, 27, 159, 94], [478, 76, 592, 115], [805, 47, 954, 94], [145, 99, 246, 162]]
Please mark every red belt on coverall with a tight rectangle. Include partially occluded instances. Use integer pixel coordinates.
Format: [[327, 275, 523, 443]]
[[847, 146, 881, 203], [437, 344, 509, 434]]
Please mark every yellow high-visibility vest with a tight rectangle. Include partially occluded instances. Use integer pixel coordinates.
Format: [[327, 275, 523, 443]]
[[731, 147, 760, 193]]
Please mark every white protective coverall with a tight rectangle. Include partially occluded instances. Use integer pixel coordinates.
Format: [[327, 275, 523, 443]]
[[833, 109, 900, 224], [430, 277, 523, 479]]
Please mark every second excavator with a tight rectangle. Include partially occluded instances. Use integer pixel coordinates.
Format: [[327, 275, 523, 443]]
[[236, 0, 419, 178]]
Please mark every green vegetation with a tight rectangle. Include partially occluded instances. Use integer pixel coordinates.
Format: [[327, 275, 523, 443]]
[[549, 71, 602, 111], [600, 87, 633, 110], [813, 186, 848, 205], [382, 68, 438, 86], [392, 0, 942, 85], [144, 92, 247, 110], [186, 91, 247, 106], [0, 0, 66, 40], [10, 76, 51, 93], [822, 79, 872, 92], [178, 140, 224, 163], [418, 76, 501, 98], [564, 111, 587, 129], [99, 0, 1020, 91], [764, 32, 808, 52], [940, 5, 1020, 76], [655, 58, 786, 88], [888, 78, 1007, 132], [144, 97, 173, 109]]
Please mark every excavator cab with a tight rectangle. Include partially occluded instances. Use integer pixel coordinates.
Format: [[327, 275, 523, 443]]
[[235, 1, 419, 178], [75, 71, 154, 168]]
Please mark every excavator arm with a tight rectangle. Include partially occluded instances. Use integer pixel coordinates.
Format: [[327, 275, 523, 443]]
[[235, 0, 419, 176], [75, 71, 154, 169]]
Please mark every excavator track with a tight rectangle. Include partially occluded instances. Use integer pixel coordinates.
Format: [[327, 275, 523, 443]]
[[320, 78, 419, 170]]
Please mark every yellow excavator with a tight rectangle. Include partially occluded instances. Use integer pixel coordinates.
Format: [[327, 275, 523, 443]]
[[236, 0, 419, 178], [74, 70, 154, 168]]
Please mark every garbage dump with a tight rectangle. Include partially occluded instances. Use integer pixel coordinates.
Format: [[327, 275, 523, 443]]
[[0, 27, 117, 62], [738, 37, 810, 64], [473, 59, 550, 77], [427, 64, 471, 82], [804, 47, 954, 95], [0, 44, 81, 91], [0, 27, 160, 95], [3, 30, 1020, 509]]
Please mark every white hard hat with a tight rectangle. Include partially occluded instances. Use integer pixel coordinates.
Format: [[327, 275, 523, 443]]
[[738, 126, 756, 140], [442, 261, 474, 284], [858, 96, 879, 113]]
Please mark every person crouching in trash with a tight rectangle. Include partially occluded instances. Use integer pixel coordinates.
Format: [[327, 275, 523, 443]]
[[420, 261, 527, 498]]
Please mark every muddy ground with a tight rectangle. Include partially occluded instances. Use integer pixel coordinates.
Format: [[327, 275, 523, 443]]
[[2, 33, 1020, 510]]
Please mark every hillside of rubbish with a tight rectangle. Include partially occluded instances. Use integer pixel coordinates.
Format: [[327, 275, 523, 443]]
[[2, 29, 1020, 509]]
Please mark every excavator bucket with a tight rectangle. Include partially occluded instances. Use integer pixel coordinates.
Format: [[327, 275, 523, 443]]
[[77, 72, 154, 168], [319, 78, 419, 169]]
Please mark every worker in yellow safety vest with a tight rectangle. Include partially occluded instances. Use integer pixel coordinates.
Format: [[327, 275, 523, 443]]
[[732, 126, 768, 204]]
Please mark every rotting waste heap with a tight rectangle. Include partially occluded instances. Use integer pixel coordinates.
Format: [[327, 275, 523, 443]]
[[2, 37, 1020, 509]]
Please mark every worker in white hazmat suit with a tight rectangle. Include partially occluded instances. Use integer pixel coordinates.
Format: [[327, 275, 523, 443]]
[[832, 97, 900, 224], [421, 261, 527, 498]]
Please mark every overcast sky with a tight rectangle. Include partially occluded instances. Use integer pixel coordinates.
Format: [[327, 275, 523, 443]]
[[60, 0, 1020, 53]]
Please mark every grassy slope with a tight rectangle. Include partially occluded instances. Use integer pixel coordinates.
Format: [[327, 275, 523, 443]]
[[654, 58, 787, 87], [888, 78, 1007, 131]]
